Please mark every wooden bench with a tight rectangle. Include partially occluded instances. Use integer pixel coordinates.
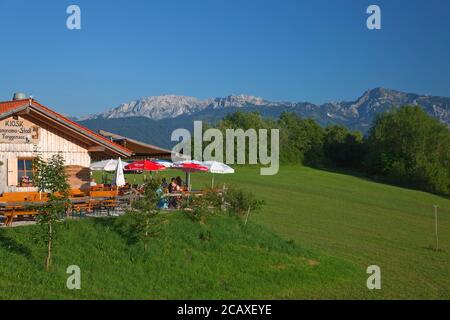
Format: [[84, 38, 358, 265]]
[[0, 192, 46, 226], [0, 190, 87, 226], [89, 190, 118, 198], [0, 191, 49, 202], [3, 209, 39, 224], [0, 188, 128, 226]]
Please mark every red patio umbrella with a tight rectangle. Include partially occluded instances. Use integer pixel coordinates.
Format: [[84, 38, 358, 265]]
[[125, 160, 166, 184], [125, 160, 166, 171], [173, 161, 208, 191], [173, 162, 209, 172]]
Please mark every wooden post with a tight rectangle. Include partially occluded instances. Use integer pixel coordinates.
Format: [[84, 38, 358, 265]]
[[221, 183, 226, 211], [433, 205, 439, 251], [244, 206, 251, 226], [186, 172, 191, 191]]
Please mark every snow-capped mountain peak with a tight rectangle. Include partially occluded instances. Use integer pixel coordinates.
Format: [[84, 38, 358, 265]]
[[78, 89, 450, 133], [82, 95, 212, 121], [81, 94, 272, 121]]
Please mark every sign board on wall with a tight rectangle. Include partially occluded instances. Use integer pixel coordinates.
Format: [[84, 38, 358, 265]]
[[0, 116, 40, 144]]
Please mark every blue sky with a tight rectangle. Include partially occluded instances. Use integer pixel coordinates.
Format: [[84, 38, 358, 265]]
[[0, 0, 449, 116]]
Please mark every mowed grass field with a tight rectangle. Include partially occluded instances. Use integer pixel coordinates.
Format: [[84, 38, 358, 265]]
[[121, 165, 450, 299], [1, 165, 449, 299]]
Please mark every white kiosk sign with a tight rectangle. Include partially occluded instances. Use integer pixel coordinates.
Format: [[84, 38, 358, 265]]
[[0, 117, 40, 144]]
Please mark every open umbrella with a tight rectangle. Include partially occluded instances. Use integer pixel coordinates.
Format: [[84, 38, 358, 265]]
[[202, 161, 235, 188], [112, 158, 126, 187], [90, 159, 129, 171], [91, 159, 129, 184], [173, 160, 209, 191], [125, 160, 166, 183], [154, 159, 174, 168], [125, 160, 166, 171]]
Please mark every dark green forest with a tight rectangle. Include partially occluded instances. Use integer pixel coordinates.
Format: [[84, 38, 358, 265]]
[[212, 106, 450, 195]]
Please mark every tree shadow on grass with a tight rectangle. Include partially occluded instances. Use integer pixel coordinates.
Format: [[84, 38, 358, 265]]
[[422, 245, 445, 253], [0, 229, 33, 259], [90, 216, 116, 229], [316, 166, 377, 182], [91, 216, 140, 246], [316, 166, 450, 200]]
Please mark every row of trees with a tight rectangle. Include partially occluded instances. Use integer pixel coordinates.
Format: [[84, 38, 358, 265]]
[[214, 106, 450, 195], [213, 110, 365, 169]]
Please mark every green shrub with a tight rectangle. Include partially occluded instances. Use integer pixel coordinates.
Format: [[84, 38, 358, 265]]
[[120, 176, 165, 251], [365, 105, 450, 195], [224, 186, 265, 217]]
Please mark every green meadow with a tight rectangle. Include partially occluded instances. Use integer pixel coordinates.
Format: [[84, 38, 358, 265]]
[[185, 165, 450, 299], [1, 165, 449, 299]]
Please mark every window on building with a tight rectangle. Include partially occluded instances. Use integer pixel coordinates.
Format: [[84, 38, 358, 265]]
[[17, 158, 34, 186]]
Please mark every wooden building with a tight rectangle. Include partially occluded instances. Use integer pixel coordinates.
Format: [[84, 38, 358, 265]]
[[0, 95, 132, 193], [98, 130, 173, 160]]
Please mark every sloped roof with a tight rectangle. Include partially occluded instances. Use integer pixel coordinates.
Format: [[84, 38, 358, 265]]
[[99, 130, 173, 156], [0, 98, 133, 157], [0, 99, 28, 114]]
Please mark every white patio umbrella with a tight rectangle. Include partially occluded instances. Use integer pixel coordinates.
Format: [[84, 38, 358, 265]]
[[202, 161, 235, 188], [90, 159, 129, 171], [112, 158, 126, 187], [154, 159, 174, 168], [91, 159, 129, 185]]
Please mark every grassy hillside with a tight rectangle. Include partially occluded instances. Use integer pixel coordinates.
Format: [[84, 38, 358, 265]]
[[173, 165, 450, 299], [101, 165, 450, 299], [1, 165, 449, 299], [0, 214, 353, 299]]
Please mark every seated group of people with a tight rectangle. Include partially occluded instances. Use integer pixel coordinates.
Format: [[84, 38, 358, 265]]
[[161, 176, 184, 193], [89, 176, 186, 209], [159, 176, 184, 209]]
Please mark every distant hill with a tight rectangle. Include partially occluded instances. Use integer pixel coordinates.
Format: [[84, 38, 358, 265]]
[[78, 88, 450, 148]]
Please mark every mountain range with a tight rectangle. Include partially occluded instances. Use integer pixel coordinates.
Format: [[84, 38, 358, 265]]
[[77, 88, 450, 148]]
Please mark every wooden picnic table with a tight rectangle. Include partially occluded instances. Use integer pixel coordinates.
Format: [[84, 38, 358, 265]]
[[0, 196, 130, 207], [0, 195, 133, 227]]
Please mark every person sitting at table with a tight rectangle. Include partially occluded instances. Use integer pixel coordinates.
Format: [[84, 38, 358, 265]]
[[175, 176, 183, 188], [168, 178, 181, 208], [90, 178, 97, 187], [168, 178, 180, 193], [156, 185, 169, 209]]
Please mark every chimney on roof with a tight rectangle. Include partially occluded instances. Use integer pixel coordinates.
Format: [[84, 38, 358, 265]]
[[12, 92, 27, 101]]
